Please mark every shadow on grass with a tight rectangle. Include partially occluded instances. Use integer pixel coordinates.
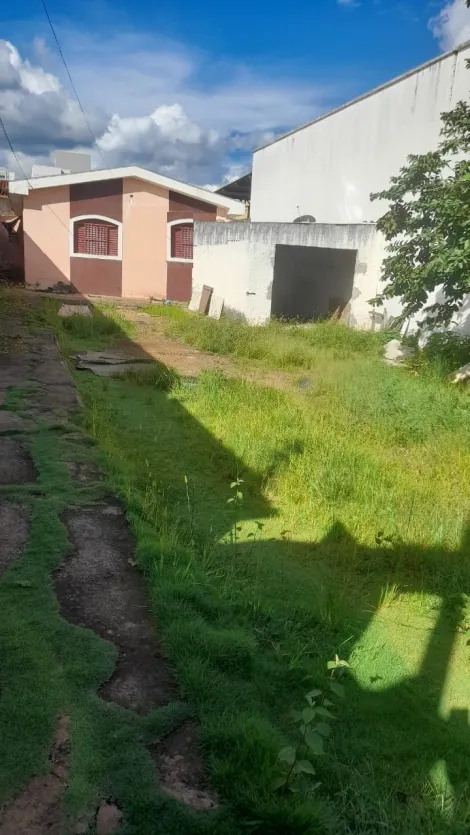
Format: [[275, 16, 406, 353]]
[[17, 289, 470, 833]]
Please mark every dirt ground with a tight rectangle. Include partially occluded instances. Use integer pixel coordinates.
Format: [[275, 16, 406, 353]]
[[117, 309, 294, 390]]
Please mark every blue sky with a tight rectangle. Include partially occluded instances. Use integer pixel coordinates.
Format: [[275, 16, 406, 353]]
[[1, 0, 469, 185]]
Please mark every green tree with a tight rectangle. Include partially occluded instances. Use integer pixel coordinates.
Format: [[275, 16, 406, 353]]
[[371, 69, 470, 326]]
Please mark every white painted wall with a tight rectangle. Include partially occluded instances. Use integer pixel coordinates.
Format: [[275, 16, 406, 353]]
[[251, 44, 470, 224], [193, 221, 389, 327]]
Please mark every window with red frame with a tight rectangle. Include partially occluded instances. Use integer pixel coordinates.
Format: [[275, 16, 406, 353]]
[[170, 222, 193, 259], [74, 219, 119, 257]]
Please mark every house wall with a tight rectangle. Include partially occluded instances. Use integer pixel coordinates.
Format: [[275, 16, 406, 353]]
[[122, 179, 169, 298], [21, 177, 227, 298], [167, 190, 217, 302], [193, 221, 387, 326], [251, 44, 470, 224], [23, 185, 71, 288], [70, 178, 123, 295]]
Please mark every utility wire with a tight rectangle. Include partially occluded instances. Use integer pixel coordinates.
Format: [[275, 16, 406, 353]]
[[0, 113, 73, 237], [40, 0, 107, 168]]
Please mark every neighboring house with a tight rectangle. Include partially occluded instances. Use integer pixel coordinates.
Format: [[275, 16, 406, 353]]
[[9, 167, 242, 300], [193, 42, 470, 328]]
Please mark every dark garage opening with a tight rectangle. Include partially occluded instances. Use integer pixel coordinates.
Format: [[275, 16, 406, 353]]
[[271, 244, 357, 322]]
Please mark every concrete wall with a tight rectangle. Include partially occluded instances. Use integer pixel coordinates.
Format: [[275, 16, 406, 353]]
[[251, 44, 470, 224], [122, 178, 169, 298], [193, 221, 387, 326], [23, 185, 71, 288]]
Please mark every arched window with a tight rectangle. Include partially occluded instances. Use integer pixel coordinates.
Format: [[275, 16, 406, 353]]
[[167, 219, 194, 261], [71, 216, 121, 259]]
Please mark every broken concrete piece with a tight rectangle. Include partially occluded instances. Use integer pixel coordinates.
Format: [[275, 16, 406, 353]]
[[208, 295, 224, 320], [188, 290, 202, 312], [75, 351, 151, 377], [384, 339, 415, 366], [450, 362, 470, 384], [58, 304, 91, 318]]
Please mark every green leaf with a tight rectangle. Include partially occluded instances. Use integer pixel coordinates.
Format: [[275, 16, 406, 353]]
[[230, 482, 238, 488], [294, 759, 316, 775], [326, 660, 337, 670], [272, 776, 287, 790], [316, 722, 331, 737], [330, 681, 345, 699], [306, 688, 322, 700], [305, 729, 324, 755], [315, 706, 335, 719], [278, 746, 296, 765], [301, 707, 316, 725], [290, 709, 303, 722]]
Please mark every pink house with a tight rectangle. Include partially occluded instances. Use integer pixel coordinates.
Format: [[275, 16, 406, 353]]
[[8, 167, 242, 301]]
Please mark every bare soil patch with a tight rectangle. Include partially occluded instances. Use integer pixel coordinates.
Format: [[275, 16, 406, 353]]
[[55, 505, 177, 713], [151, 721, 218, 811], [0, 437, 37, 484], [0, 714, 70, 835], [0, 502, 29, 576], [116, 310, 292, 390]]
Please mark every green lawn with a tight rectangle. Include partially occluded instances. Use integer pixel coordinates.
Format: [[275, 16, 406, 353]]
[[47, 303, 470, 834]]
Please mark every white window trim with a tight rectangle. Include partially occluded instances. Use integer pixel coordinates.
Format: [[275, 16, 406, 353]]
[[70, 214, 122, 261], [167, 217, 194, 263]]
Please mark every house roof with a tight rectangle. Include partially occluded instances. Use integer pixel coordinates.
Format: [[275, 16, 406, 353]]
[[9, 165, 243, 215], [216, 173, 252, 202], [255, 40, 470, 153]]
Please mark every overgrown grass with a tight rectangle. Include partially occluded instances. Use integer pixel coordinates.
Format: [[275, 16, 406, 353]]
[[143, 302, 190, 321], [43, 299, 470, 833], [164, 312, 391, 370]]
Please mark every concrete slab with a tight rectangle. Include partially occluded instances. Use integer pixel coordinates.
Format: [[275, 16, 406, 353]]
[[188, 290, 202, 312], [208, 295, 224, 319], [33, 361, 74, 387], [0, 437, 37, 484], [0, 502, 29, 576], [56, 506, 176, 714], [0, 411, 35, 431]]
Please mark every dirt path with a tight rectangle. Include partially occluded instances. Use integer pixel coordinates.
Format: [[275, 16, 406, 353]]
[[0, 304, 217, 833], [117, 308, 295, 390]]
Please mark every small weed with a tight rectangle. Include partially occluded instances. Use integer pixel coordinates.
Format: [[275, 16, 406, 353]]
[[274, 656, 349, 795]]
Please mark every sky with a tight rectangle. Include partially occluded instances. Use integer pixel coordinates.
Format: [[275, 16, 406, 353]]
[[1, 0, 470, 188]]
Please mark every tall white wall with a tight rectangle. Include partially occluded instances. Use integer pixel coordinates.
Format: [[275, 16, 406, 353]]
[[251, 44, 470, 224], [193, 221, 388, 327]]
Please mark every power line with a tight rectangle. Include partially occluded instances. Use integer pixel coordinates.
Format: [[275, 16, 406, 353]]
[[0, 113, 73, 237], [40, 0, 107, 168]]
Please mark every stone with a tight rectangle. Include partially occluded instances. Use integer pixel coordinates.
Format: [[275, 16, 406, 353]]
[[450, 362, 470, 384], [58, 304, 91, 318], [95, 802, 122, 835], [384, 339, 415, 366], [0, 437, 37, 484]]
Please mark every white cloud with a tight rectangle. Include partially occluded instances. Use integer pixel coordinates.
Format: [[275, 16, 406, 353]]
[[430, 0, 470, 51], [337, 0, 360, 6], [0, 30, 338, 184]]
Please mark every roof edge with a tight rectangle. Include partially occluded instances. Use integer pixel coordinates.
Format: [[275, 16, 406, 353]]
[[9, 165, 243, 215], [254, 40, 470, 154]]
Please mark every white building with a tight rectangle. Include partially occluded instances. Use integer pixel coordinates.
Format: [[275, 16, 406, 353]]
[[193, 42, 470, 328], [251, 42, 470, 225]]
